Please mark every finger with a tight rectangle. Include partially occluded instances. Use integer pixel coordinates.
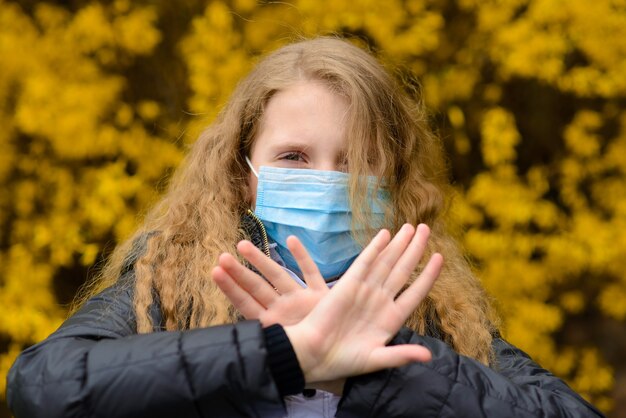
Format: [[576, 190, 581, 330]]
[[211, 265, 265, 319], [286, 236, 327, 292], [384, 223, 431, 295], [237, 240, 301, 294], [366, 344, 432, 373], [339, 229, 391, 287], [366, 224, 416, 286], [218, 252, 277, 306], [395, 253, 443, 315]]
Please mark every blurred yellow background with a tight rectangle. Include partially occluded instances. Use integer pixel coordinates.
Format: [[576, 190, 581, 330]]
[[1, 0, 625, 416]]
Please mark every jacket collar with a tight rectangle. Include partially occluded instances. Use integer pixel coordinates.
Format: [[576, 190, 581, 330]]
[[241, 209, 271, 257]]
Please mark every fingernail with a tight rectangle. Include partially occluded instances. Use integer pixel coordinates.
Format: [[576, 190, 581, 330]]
[[376, 229, 388, 238], [417, 223, 428, 231]]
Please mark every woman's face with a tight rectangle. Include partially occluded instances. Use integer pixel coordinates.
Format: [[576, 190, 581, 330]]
[[247, 81, 350, 208]]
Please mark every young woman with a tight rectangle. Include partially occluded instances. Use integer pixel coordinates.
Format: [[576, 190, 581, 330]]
[[7, 37, 603, 417]]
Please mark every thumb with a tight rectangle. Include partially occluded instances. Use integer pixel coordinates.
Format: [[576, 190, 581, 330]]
[[365, 344, 432, 373]]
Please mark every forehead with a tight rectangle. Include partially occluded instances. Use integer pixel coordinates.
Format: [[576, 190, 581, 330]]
[[252, 81, 350, 153]]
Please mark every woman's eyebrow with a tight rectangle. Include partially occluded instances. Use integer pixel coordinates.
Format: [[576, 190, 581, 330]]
[[268, 140, 314, 151]]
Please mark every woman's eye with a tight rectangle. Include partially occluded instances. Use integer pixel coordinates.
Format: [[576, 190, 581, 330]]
[[281, 152, 305, 162]]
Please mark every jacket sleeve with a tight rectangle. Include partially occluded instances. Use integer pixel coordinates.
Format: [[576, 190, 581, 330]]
[[6, 275, 286, 418], [337, 328, 605, 418]]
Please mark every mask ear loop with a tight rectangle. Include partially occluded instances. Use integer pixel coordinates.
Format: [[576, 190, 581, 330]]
[[245, 156, 259, 178]]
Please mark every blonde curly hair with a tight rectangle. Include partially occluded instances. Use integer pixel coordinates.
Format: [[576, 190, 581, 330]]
[[85, 37, 498, 365]]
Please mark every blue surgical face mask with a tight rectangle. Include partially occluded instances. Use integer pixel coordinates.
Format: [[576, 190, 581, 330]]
[[247, 157, 387, 280]]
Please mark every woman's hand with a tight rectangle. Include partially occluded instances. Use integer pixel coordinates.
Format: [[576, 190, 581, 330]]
[[212, 223, 443, 385], [284, 224, 443, 384], [213, 235, 344, 393], [212, 235, 329, 327]]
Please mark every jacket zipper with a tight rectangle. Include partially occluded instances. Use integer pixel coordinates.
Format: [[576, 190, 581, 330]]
[[247, 209, 271, 258]]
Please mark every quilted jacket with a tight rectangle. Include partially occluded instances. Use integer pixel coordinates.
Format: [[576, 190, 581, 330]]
[[7, 215, 605, 417]]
